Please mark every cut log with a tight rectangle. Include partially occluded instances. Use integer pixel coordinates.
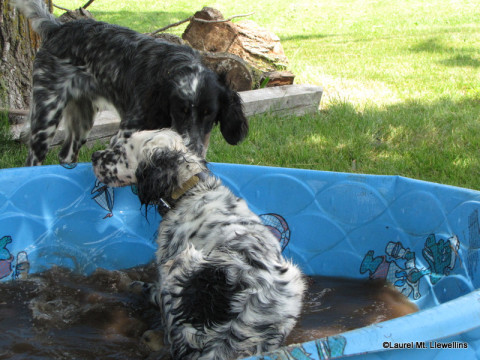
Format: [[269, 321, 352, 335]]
[[182, 7, 293, 87], [183, 8, 289, 72], [200, 52, 253, 92], [231, 20, 289, 71], [10, 85, 323, 145], [261, 71, 296, 87], [182, 7, 231, 52]]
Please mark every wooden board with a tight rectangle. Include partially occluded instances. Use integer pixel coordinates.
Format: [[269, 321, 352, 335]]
[[10, 84, 322, 145], [241, 84, 322, 117]]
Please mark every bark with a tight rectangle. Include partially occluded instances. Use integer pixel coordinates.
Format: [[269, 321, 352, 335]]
[[200, 52, 253, 92], [0, 0, 52, 119]]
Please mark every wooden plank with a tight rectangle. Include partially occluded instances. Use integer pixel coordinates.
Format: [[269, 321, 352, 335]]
[[241, 84, 323, 117], [10, 84, 323, 145]]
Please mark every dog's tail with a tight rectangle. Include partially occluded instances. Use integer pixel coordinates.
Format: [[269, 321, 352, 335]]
[[12, 0, 60, 38]]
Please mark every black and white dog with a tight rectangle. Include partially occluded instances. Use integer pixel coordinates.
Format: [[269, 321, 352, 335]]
[[13, 0, 248, 167], [91, 129, 305, 360]]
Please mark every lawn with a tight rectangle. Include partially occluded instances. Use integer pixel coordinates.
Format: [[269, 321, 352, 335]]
[[2, 0, 480, 189]]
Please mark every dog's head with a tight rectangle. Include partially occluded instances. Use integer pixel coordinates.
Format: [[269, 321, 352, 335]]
[[145, 65, 249, 157], [91, 129, 206, 207]]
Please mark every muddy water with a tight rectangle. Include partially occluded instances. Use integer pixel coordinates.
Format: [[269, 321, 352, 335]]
[[0, 265, 417, 359], [0, 263, 163, 360], [286, 276, 418, 345]]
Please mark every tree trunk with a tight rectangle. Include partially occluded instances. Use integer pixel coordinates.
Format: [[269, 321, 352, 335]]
[[0, 0, 52, 118]]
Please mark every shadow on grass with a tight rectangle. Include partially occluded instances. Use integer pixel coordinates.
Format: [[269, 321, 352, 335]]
[[281, 33, 335, 41], [410, 38, 450, 54], [0, 112, 28, 169], [440, 55, 480, 68], [410, 37, 480, 68], [91, 10, 192, 33]]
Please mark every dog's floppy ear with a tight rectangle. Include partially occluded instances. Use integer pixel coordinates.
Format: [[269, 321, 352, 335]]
[[216, 74, 249, 145], [134, 149, 181, 207]]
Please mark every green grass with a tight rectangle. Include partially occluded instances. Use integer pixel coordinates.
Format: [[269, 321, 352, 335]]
[[3, 0, 480, 189], [208, 96, 480, 189]]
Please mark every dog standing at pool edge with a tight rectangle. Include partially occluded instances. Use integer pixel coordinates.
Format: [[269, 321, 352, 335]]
[[91, 129, 306, 360], [13, 0, 248, 166]]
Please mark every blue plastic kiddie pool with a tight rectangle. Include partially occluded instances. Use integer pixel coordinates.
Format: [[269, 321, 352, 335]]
[[1, 163, 479, 359]]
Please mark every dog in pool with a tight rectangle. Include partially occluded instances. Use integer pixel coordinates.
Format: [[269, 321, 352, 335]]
[[91, 129, 305, 360]]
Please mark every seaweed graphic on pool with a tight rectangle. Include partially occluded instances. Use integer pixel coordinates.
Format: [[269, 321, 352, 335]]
[[260, 213, 290, 252], [91, 180, 114, 218], [360, 234, 460, 299], [254, 335, 347, 360], [0, 236, 30, 280], [0, 235, 14, 279]]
